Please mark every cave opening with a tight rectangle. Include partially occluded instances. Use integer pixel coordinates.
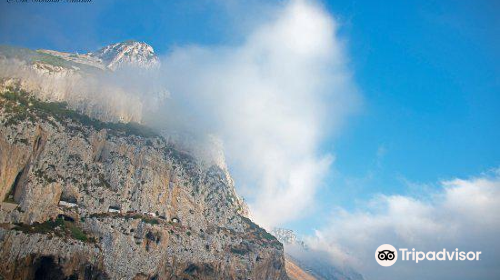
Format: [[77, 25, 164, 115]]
[[33, 256, 65, 280]]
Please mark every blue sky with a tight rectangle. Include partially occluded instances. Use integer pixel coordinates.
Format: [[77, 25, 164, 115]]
[[327, 0, 499, 192], [304, 0, 500, 234], [1, 0, 499, 236]]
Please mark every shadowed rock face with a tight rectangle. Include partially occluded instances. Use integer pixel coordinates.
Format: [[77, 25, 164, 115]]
[[29, 256, 106, 280], [0, 252, 108, 280], [0, 87, 288, 279]]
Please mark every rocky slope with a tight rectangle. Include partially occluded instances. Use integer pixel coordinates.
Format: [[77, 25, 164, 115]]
[[0, 43, 288, 280], [285, 258, 317, 280]]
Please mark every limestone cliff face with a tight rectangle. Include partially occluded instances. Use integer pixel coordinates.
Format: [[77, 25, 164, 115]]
[[0, 88, 288, 279]]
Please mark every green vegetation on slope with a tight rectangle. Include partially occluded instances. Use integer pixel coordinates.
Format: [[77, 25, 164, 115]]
[[13, 217, 93, 242], [239, 215, 282, 248]]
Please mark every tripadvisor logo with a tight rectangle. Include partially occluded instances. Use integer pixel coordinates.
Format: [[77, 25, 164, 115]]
[[376, 244, 398, 266], [375, 244, 482, 267]]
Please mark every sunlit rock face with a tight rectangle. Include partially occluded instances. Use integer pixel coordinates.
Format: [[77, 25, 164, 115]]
[[92, 40, 161, 70]]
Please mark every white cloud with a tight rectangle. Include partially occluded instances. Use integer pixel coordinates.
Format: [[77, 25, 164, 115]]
[[306, 169, 500, 279], [155, 0, 359, 227], [0, 0, 358, 228]]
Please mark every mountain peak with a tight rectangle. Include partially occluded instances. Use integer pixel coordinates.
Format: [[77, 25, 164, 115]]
[[272, 228, 307, 248], [93, 40, 160, 70]]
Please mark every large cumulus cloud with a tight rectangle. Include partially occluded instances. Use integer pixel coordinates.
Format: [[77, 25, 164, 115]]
[[154, 0, 359, 227], [306, 169, 500, 279]]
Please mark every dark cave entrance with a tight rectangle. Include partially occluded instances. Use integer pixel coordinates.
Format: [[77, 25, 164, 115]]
[[33, 256, 65, 280]]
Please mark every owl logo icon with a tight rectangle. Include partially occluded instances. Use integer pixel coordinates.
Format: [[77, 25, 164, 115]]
[[378, 250, 395, 261], [375, 244, 398, 266]]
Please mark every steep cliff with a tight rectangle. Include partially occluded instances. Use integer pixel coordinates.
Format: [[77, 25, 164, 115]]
[[0, 43, 288, 279]]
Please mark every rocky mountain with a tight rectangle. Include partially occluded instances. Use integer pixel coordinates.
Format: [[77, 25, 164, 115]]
[[92, 41, 160, 70], [0, 43, 288, 279], [0, 42, 166, 124], [272, 228, 307, 249], [37, 40, 160, 71]]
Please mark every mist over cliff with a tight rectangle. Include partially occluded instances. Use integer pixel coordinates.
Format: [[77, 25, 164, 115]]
[[2, 0, 360, 230], [144, 0, 360, 228]]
